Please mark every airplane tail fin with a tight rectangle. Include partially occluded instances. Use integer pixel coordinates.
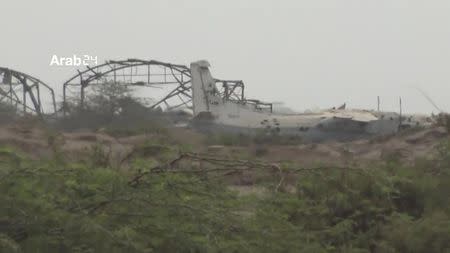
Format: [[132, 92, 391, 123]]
[[190, 60, 215, 116]]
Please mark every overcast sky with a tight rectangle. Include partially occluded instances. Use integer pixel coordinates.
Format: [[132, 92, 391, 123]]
[[1, 0, 449, 114]]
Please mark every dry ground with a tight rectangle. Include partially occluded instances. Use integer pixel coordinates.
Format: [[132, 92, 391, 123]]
[[0, 119, 447, 169]]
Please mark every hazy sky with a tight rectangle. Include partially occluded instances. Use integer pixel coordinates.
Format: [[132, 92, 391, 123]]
[[1, 0, 449, 114]]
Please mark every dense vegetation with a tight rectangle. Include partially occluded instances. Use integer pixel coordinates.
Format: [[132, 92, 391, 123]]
[[1, 138, 450, 253]]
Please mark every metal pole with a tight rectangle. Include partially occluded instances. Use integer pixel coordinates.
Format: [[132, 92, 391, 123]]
[[63, 84, 67, 117], [9, 79, 13, 106], [377, 96, 380, 112], [399, 96, 402, 128], [80, 84, 85, 109], [22, 80, 26, 113], [114, 64, 117, 84], [36, 85, 41, 114]]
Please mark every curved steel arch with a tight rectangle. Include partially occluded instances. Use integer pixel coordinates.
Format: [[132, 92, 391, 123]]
[[0, 67, 57, 116], [62, 59, 193, 115], [62, 58, 272, 116]]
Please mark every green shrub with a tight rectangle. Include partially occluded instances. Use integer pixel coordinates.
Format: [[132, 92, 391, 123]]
[[1, 140, 450, 252]]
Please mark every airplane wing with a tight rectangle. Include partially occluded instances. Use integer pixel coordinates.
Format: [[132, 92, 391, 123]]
[[325, 110, 378, 122]]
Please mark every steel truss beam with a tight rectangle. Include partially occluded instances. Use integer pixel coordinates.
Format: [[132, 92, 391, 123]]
[[62, 59, 192, 115], [62, 58, 273, 115], [0, 67, 57, 116]]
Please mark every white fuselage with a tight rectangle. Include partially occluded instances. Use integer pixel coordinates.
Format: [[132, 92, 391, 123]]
[[189, 60, 416, 140]]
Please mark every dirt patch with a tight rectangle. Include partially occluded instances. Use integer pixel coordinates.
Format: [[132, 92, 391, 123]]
[[0, 120, 447, 168]]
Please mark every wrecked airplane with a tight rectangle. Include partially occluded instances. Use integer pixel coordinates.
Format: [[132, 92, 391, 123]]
[[189, 60, 430, 141], [2, 58, 429, 141]]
